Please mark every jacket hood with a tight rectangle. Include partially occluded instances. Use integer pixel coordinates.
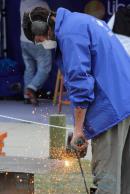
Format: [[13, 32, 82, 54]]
[[55, 8, 71, 36]]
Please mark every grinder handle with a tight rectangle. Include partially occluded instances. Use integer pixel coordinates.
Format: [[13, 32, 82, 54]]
[[67, 132, 88, 158]]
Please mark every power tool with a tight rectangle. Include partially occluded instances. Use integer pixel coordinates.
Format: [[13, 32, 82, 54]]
[[66, 132, 87, 158], [66, 132, 89, 194]]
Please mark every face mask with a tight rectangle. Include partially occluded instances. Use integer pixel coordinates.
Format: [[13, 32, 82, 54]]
[[37, 40, 57, 49]]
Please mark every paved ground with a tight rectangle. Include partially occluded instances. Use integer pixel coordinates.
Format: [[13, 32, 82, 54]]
[[0, 99, 92, 173], [2, 121, 92, 160], [0, 99, 73, 125], [2, 122, 49, 158]]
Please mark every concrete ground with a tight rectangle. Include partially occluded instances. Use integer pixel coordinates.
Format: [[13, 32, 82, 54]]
[[2, 122, 50, 158], [2, 122, 92, 161], [0, 99, 92, 168]]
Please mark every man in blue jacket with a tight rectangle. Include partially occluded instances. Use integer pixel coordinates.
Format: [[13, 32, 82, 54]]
[[23, 7, 130, 194]]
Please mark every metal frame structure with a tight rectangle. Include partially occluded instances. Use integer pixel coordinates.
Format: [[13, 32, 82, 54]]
[[0, 0, 7, 58]]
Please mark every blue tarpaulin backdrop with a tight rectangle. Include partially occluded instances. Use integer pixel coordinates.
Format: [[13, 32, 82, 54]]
[[2, 0, 130, 97]]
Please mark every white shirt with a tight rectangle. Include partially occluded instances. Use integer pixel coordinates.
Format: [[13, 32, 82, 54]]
[[20, 0, 50, 43]]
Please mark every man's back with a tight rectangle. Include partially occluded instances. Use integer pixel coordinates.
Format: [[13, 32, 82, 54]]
[[55, 8, 130, 138]]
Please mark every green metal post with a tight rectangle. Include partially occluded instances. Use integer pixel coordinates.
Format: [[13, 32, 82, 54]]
[[49, 114, 66, 159]]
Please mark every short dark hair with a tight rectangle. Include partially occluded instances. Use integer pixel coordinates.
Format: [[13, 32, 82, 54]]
[[22, 7, 56, 41]]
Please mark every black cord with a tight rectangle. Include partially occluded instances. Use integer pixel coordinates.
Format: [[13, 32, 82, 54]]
[[75, 151, 90, 194]]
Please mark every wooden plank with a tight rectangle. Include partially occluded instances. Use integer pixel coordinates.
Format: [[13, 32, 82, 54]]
[[0, 132, 7, 141], [0, 142, 4, 154], [0, 152, 5, 156], [0, 132, 7, 154], [0, 142, 4, 148]]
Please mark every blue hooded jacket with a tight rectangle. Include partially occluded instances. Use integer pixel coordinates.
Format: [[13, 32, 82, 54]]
[[55, 8, 130, 139]]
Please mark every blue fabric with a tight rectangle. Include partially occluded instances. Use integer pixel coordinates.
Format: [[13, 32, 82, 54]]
[[0, 58, 20, 77], [5, 0, 130, 96], [6, 0, 24, 71], [55, 8, 130, 139], [0, 75, 23, 97], [0, 58, 23, 97], [21, 41, 52, 91]]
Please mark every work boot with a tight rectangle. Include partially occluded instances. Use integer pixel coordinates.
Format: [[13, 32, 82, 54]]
[[24, 88, 39, 106]]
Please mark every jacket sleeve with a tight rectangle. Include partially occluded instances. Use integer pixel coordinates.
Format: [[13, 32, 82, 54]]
[[61, 34, 95, 108]]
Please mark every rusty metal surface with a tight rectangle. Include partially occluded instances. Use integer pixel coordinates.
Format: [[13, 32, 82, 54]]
[[0, 172, 34, 194]]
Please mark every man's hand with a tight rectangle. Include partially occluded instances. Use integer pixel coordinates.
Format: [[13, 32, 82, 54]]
[[71, 107, 88, 157], [70, 131, 88, 158]]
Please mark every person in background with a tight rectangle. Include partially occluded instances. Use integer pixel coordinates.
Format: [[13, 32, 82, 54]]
[[23, 7, 130, 193], [84, 0, 105, 20], [20, 0, 52, 105], [108, 6, 130, 56]]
